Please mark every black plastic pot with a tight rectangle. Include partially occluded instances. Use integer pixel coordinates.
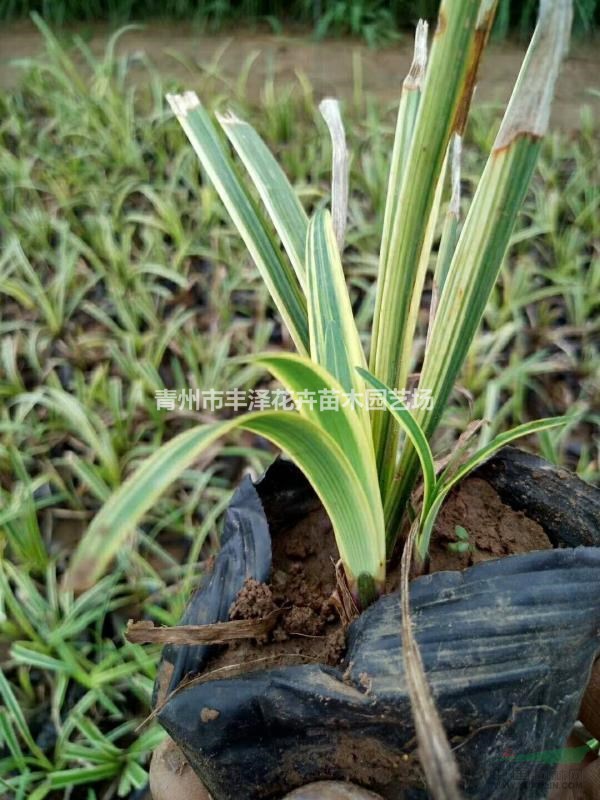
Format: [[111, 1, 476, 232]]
[[153, 449, 600, 800]]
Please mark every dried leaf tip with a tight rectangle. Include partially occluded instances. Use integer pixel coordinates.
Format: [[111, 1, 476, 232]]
[[476, 0, 498, 29], [319, 98, 349, 251], [404, 19, 429, 91], [166, 91, 200, 118], [319, 98, 345, 132], [494, 0, 573, 151], [216, 110, 243, 126]]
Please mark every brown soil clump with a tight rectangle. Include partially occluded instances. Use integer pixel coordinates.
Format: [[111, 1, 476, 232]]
[[229, 579, 276, 621], [428, 477, 552, 573], [206, 505, 345, 675]]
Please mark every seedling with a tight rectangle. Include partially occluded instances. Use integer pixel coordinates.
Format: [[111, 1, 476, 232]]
[[448, 525, 476, 555], [66, 0, 573, 607]]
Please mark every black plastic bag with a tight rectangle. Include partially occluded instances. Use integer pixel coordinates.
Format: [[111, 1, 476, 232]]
[[153, 459, 319, 703], [154, 451, 600, 799]]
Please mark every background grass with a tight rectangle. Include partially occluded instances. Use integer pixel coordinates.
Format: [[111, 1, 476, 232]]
[[2, 0, 599, 44], [0, 22, 598, 798]]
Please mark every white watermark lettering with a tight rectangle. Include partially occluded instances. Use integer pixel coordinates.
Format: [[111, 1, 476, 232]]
[[154, 388, 435, 413]]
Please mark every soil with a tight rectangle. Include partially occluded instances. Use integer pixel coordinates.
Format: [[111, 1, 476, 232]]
[[208, 504, 346, 674], [2, 21, 599, 130], [204, 474, 553, 676], [150, 735, 210, 800], [427, 477, 552, 572]]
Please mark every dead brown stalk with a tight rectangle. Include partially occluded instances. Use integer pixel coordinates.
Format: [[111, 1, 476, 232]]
[[400, 520, 463, 800], [125, 612, 280, 646]]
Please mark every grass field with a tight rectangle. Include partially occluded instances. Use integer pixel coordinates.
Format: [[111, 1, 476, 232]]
[[0, 22, 599, 798]]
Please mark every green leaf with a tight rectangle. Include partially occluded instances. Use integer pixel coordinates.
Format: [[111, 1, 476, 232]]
[[218, 111, 308, 288], [439, 416, 569, 497], [306, 209, 368, 430], [47, 765, 119, 789], [245, 412, 384, 589], [253, 353, 382, 519], [416, 138, 543, 439], [166, 92, 309, 353], [374, 135, 449, 498], [0, 670, 52, 769], [65, 408, 385, 594], [0, 710, 26, 770], [18, 388, 120, 486], [417, 416, 568, 560], [370, 0, 496, 396], [432, 134, 462, 298], [318, 98, 349, 250], [358, 369, 435, 539], [387, 0, 573, 540], [370, 2, 496, 494], [10, 645, 68, 673], [377, 19, 428, 305]]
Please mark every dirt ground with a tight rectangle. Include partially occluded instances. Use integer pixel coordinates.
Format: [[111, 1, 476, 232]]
[[1, 21, 599, 129]]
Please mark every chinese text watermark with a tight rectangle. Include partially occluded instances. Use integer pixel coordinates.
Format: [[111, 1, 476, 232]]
[[154, 388, 434, 413]]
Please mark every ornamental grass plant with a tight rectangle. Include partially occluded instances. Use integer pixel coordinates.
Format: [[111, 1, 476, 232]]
[[67, 0, 573, 608]]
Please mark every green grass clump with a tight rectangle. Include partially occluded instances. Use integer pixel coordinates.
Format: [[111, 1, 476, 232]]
[[0, 20, 598, 797]]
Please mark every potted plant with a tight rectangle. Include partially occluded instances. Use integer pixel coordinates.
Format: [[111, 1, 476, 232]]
[[63, 0, 600, 797]]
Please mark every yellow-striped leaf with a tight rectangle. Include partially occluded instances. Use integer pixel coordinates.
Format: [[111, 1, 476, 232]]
[[166, 92, 309, 353], [218, 111, 308, 289], [65, 409, 385, 595], [306, 209, 370, 434], [386, 0, 572, 540]]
